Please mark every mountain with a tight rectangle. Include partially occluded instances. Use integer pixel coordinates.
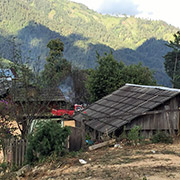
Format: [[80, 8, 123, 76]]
[[0, 0, 179, 86]]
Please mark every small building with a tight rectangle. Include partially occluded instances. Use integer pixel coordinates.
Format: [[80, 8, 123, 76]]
[[74, 84, 180, 140], [12, 86, 67, 111]]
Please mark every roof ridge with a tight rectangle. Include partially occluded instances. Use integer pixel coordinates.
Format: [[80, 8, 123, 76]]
[[125, 83, 180, 92]]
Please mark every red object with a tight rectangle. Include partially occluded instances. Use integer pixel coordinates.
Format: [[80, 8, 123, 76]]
[[51, 104, 84, 117], [52, 109, 74, 116]]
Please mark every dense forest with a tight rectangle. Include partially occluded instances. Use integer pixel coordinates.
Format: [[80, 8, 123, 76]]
[[0, 0, 179, 86]]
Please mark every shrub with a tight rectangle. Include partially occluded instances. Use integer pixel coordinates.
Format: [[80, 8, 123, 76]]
[[0, 162, 8, 172], [26, 121, 70, 163], [127, 126, 143, 145], [151, 131, 173, 144]]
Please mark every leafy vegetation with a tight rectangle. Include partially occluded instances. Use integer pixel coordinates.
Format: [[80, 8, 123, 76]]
[[0, 0, 179, 85], [41, 38, 71, 87], [151, 131, 173, 144], [26, 121, 70, 164], [164, 31, 180, 88], [127, 126, 143, 145], [0, 162, 8, 173], [0, 57, 12, 67], [86, 52, 125, 102], [86, 52, 156, 102]]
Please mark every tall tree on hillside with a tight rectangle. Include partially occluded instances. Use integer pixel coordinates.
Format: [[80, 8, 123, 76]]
[[87, 52, 156, 103], [164, 31, 180, 88], [41, 38, 71, 87]]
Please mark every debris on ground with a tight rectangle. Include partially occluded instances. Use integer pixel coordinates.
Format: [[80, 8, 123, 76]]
[[114, 144, 123, 148], [2, 141, 180, 180], [88, 139, 116, 151], [79, 159, 87, 165]]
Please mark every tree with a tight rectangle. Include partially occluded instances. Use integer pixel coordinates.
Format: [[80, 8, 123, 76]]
[[86, 52, 156, 102], [41, 38, 71, 87], [122, 63, 156, 85], [0, 100, 17, 156], [0, 62, 50, 139], [164, 31, 180, 88], [86, 52, 125, 102], [0, 39, 63, 139]]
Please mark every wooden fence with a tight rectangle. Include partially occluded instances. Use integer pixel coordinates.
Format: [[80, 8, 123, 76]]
[[4, 138, 27, 167], [3, 127, 84, 167]]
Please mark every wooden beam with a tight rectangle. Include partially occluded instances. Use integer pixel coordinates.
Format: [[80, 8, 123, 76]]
[[89, 139, 116, 151]]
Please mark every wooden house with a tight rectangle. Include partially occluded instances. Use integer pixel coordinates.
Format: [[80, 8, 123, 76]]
[[12, 86, 66, 112], [74, 84, 180, 140]]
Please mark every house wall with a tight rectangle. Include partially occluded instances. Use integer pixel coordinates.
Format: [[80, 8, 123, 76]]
[[125, 96, 180, 137], [63, 120, 75, 127]]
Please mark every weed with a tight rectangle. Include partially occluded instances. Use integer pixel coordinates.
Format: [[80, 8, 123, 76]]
[[121, 157, 145, 164], [151, 131, 173, 144], [127, 126, 144, 145], [0, 162, 8, 172], [10, 164, 18, 172], [161, 150, 176, 155]]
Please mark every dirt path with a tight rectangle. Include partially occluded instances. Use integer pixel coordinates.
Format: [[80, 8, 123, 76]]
[[18, 141, 180, 180]]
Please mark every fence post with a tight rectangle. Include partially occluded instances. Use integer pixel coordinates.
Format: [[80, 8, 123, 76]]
[[21, 139, 26, 166], [81, 119, 86, 149]]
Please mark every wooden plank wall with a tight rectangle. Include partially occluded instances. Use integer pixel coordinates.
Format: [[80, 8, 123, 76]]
[[125, 96, 180, 136]]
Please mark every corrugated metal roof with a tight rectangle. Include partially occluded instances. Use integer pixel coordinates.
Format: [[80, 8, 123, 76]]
[[74, 84, 180, 133]]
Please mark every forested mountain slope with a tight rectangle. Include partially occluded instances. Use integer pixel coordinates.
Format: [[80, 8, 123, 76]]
[[0, 0, 179, 85]]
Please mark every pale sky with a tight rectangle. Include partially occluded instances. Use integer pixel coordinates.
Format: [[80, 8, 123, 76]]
[[71, 0, 180, 28]]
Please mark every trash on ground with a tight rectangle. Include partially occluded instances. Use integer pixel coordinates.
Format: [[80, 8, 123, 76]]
[[114, 144, 123, 148], [79, 159, 87, 165]]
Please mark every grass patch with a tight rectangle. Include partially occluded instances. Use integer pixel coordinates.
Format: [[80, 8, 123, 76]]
[[161, 150, 177, 155], [151, 131, 173, 144], [121, 157, 144, 164]]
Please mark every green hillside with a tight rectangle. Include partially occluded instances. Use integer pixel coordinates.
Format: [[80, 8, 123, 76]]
[[0, 0, 179, 85], [0, 57, 12, 67]]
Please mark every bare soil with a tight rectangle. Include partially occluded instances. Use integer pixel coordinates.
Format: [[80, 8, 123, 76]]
[[4, 140, 180, 180]]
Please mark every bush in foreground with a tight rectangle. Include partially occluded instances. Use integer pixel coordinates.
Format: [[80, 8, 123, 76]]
[[26, 121, 70, 163]]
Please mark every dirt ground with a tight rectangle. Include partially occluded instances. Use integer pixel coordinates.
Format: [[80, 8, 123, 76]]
[[4, 139, 180, 180]]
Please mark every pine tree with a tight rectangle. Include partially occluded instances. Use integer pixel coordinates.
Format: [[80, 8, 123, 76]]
[[164, 31, 180, 88], [41, 38, 71, 87]]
